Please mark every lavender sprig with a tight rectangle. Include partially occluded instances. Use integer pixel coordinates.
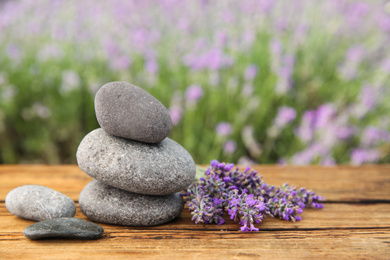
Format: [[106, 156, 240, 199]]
[[181, 160, 325, 231], [182, 184, 225, 225], [227, 190, 267, 232]]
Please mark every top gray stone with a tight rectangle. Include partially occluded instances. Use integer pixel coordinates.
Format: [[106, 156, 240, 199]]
[[5, 185, 76, 221], [95, 81, 172, 143]]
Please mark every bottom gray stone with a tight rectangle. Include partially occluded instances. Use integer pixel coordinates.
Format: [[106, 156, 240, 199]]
[[79, 180, 184, 226], [23, 218, 104, 240]]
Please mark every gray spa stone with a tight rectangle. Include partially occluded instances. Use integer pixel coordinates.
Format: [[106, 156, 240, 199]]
[[23, 218, 104, 240], [95, 81, 172, 143], [79, 180, 184, 226], [76, 128, 196, 195], [5, 185, 76, 221]]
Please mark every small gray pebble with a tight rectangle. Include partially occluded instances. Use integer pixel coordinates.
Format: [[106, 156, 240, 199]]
[[23, 217, 104, 240], [5, 185, 76, 221], [76, 128, 196, 195], [79, 180, 184, 226], [95, 81, 172, 143]]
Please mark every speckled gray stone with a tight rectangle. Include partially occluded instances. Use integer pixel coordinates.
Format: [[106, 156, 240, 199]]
[[76, 128, 196, 195], [5, 185, 76, 221], [95, 81, 172, 143], [79, 180, 184, 226], [23, 217, 104, 240]]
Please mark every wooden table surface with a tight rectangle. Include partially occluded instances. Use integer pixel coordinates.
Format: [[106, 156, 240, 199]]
[[0, 165, 389, 259]]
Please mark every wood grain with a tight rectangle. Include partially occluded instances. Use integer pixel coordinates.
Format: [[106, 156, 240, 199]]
[[1, 165, 390, 202], [1, 203, 390, 232], [0, 165, 389, 259]]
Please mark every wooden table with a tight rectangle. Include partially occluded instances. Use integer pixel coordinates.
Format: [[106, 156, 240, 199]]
[[0, 165, 389, 259]]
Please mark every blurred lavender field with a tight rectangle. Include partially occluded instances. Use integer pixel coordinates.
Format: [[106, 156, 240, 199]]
[[0, 0, 389, 165]]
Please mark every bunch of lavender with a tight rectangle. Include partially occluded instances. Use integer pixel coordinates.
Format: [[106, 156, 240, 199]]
[[181, 160, 325, 232]]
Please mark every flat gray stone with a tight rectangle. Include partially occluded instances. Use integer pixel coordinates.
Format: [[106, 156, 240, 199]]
[[76, 128, 196, 195], [95, 81, 172, 143], [79, 180, 184, 226], [23, 217, 104, 240], [5, 185, 76, 221]]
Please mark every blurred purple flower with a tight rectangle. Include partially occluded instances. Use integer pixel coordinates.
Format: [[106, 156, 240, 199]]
[[296, 110, 316, 142], [109, 56, 131, 71], [350, 148, 381, 165], [361, 126, 389, 147], [144, 52, 158, 74], [169, 106, 182, 126], [350, 84, 378, 118], [274, 106, 297, 128], [184, 48, 232, 71], [270, 39, 282, 55], [244, 65, 258, 81], [185, 84, 203, 103], [346, 2, 370, 29], [321, 156, 336, 166], [214, 31, 228, 47], [6, 44, 22, 64], [257, 0, 274, 14], [381, 59, 390, 73], [346, 45, 365, 62], [377, 13, 390, 32], [291, 143, 328, 165], [314, 104, 335, 129], [339, 45, 365, 80], [223, 140, 237, 154], [216, 122, 232, 137], [336, 126, 354, 140], [275, 54, 295, 95]]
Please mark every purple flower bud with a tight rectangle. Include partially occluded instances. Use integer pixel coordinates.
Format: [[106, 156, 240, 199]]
[[224, 163, 235, 171], [210, 160, 219, 168], [169, 106, 182, 126], [215, 122, 232, 136], [274, 106, 297, 128], [223, 140, 237, 154], [351, 148, 381, 165], [185, 84, 203, 103], [244, 64, 258, 81]]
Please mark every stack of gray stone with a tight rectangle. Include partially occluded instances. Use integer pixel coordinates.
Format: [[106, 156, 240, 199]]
[[76, 82, 196, 226]]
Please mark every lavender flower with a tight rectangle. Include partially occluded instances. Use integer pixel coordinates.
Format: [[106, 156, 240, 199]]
[[181, 160, 325, 232], [350, 148, 381, 165], [361, 126, 389, 147], [227, 190, 266, 232], [223, 140, 237, 154], [274, 106, 297, 128], [244, 64, 258, 81], [185, 84, 203, 104], [215, 122, 232, 137], [183, 185, 225, 225], [169, 106, 182, 126]]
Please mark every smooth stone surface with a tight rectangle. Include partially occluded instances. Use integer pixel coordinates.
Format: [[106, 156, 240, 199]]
[[95, 81, 172, 143], [79, 180, 184, 226], [23, 217, 104, 240], [5, 185, 76, 221], [76, 128, 196, 195]]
